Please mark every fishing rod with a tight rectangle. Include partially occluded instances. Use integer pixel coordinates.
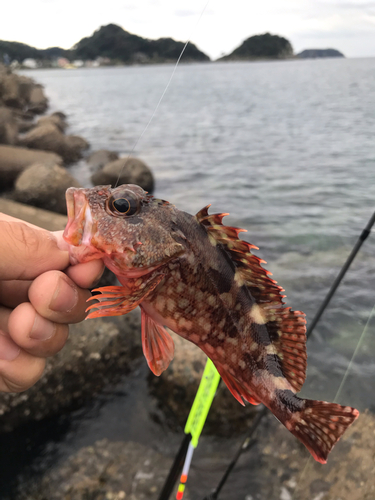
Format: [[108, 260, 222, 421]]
[[200, 209, 375, 500]]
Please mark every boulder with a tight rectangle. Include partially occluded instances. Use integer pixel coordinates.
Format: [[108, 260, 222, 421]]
[[27, 84, 48, 114], [86, 149, 119, 171], [91, 157, 154, 192], [14, 163, 82, 214], [19, 123, 89, 164], [0, 73, 24, 109], [148, 333, 257, 436], [0, 198, 67, 231], [17, 440, 181, 500], [0, 144, 63, 191], [0, 106, 18, 145], [37, 111, 68, 132]]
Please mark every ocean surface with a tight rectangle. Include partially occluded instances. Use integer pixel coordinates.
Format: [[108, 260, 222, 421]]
[[7, 58, 375, 498]]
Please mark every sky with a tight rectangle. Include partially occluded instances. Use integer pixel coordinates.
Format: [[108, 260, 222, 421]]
[[2, 0, 375, 59]]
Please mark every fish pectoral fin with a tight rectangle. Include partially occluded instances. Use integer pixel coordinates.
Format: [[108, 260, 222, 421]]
[[85, 275, 164, 319], [214, 363, 260, 406], [141, 308, 175, 376]]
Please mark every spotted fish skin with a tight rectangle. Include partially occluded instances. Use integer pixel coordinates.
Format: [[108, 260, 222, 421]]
[[63, 184, 359, 464]]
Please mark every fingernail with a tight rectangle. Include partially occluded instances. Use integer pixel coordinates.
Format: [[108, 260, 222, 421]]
[[30, 315, 56, 341], [49, 277, 78, 313], [0, 334, 21, 361]]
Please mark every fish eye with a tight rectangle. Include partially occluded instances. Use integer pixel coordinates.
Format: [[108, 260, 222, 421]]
[[107, 194, 139, 216]]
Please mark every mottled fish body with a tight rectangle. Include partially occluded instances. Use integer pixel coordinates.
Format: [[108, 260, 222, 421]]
[[63, 184, 359, 463]]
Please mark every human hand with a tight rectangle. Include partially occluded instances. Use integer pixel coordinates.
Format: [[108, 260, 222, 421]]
[[0, 214, 105, 392]]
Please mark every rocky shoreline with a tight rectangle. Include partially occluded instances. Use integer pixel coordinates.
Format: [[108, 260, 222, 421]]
[[0, 63, 154, 215], [0, 64, 374, 500]]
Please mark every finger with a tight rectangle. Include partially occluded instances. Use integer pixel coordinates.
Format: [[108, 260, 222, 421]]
[[66, 259, 105, 289], [28, 270, 91, 324], [54, 230, 106, 288], [8, 303, 69, 358], [0, 221, 69, 280], [0, 348, 45, 392], [0, 280, 31, 308]]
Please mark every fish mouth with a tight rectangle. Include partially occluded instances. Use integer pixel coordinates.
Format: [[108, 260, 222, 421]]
[[63, 188, 94, 248]]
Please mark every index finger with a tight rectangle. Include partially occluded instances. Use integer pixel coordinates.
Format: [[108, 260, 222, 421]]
[[0, 221, 69, 281]]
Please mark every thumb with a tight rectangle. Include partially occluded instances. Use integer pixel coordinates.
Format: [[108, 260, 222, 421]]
[[0, 220, 70, 280]]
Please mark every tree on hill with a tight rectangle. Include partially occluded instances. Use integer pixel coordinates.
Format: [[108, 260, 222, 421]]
[[73, 24, 209, 63], [220, 33, 293, 61]]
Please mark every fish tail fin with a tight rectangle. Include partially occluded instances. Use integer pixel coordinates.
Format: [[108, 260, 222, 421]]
[[288, 399, 359, 463]]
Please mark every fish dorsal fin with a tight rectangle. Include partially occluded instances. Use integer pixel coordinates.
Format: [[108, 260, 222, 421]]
[[196, 206, 307, 393], [141, 308, 175, 376]]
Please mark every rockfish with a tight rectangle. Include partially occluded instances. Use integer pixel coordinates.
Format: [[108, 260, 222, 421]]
[[63, 184, 359, 463]]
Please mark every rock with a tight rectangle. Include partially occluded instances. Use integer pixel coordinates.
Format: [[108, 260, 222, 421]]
[[17, 440, 182, 500], [0, 73, 24, 109], [37, 111, 68, 132], [148, 333, 257, 435], [0, 73, 35, 109], [0, 145, 63, 191], [91, 157, 154, 192], [0, 106, 18, 145], [19, 123, 89, 164], [14, 163, 82, 214], [87, 149, 119, 171], [0, 311, 143, 434], [27, 84, 48, 114], [0, 198, 67, 231]]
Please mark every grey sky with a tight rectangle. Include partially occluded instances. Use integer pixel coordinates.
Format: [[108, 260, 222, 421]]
[[2, 0, 374, 58]]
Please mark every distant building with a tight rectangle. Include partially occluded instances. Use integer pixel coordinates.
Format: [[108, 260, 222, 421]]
[[57, 57, 70, 68], [22, 58, 38, 68]]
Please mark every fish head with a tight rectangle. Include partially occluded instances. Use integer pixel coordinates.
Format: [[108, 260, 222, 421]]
[[63, 184, 185, 278]]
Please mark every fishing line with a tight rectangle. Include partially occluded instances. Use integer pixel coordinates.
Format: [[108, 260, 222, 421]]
[[292, 300, 375, 499], [115, 0, 211, 188]]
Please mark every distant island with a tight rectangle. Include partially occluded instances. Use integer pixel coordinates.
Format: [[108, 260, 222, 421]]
[[219, 33, 294, 61], [296, 49, 345, 58], [0, 24, 209, 68]]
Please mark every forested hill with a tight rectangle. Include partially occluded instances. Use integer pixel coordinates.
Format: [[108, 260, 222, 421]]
[[0, 24, 209, 65], [73, 24, 209, 63], [219, 33, 294, 61]]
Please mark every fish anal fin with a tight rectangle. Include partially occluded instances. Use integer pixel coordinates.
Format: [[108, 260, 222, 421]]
[[214, 363, 260, 406], [289, 400, 359, 463], [141, 308, 175, 376]]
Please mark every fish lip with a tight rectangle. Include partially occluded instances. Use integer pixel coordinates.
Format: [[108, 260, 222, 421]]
[[63, 188, 92, 247]]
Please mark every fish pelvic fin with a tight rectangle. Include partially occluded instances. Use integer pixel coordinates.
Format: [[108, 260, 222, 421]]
[[141, 308, 175, 376], [286, 399, 359, 463]]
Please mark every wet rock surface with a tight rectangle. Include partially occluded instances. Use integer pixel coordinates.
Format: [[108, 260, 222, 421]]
[[16, 440, 186, 500], [14, 162, 82, 214], [0, 311, 143, 434], [91, 157, 155, 193]]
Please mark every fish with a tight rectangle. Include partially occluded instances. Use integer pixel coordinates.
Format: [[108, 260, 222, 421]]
[[63, 183, 359, 463]]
